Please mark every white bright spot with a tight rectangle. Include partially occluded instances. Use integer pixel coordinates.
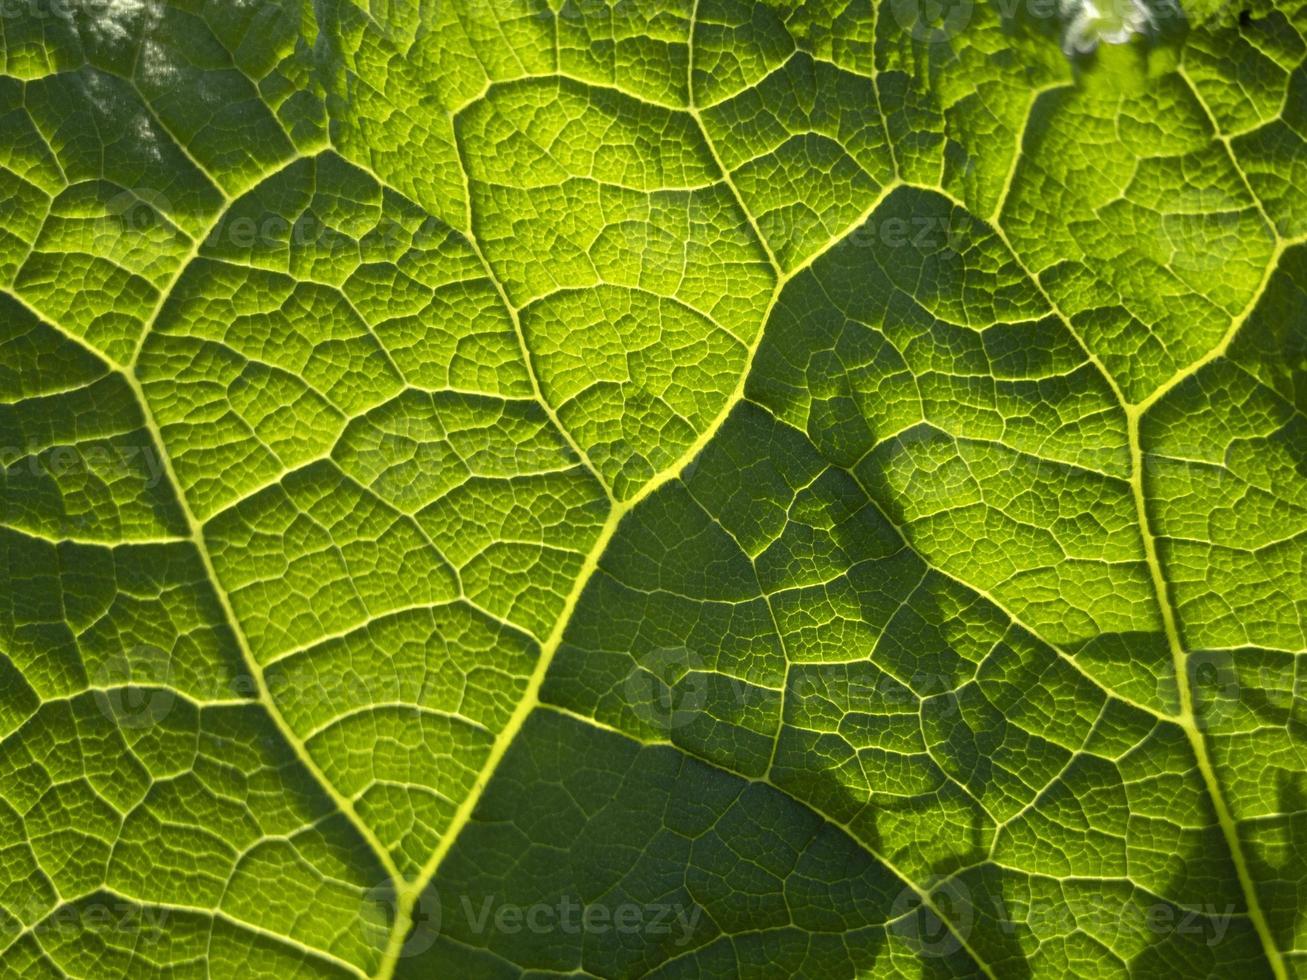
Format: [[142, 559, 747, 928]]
[[138, 38, 180, 88], [1059, 0, 1156, 54], [78, 0, 172, 89], [82, 0, 148, 44]]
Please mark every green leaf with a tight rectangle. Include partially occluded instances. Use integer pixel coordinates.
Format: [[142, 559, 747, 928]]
[[1, 1, 1304, 978]]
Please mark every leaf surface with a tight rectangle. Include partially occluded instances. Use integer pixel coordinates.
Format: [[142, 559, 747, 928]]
[[1, 1, 1305, 978]]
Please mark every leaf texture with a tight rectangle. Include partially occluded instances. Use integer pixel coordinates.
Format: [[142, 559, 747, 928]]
[[0, 1, 1305, 978]]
